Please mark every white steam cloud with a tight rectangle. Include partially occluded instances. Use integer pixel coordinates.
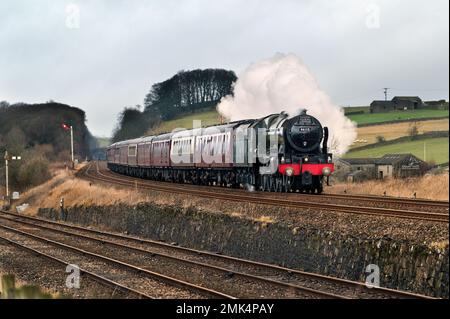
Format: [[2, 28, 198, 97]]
[[217, 53, 357, 155]]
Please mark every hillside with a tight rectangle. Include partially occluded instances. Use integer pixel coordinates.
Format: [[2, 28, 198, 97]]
[[352, 118, 449, 147], [345, 137, 449, 164], [148, 110, 224, 134], [0, 101, 98, 190], [347, 109, 449, 126], [148, 107, 449, 135], [0, 102, 97, 158]]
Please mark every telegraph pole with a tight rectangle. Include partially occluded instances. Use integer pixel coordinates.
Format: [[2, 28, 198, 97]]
[[62, 123, 74, 168], [3, 151, 21, 202], [4, 151, 9, 198], [383, 88, 390, 101], [70, 125, 74, 164]]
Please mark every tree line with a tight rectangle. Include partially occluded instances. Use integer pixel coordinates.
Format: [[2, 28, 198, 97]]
[[0, 101, 97, 190], [112, 68, 236, 143]]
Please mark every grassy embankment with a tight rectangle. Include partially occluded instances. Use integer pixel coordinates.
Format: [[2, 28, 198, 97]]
[[328, 173, 449, 201], [12, 164, 449, 211], [13, 165, 150, 216]]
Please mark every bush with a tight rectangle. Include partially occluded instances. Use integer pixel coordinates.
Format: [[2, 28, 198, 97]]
[[408, 122, 420, 140], [376, 135, 386, 143], [17, 157, 51, 189]]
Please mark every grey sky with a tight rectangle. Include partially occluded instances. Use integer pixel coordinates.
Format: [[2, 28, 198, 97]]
[[0, 0, 448, 137]]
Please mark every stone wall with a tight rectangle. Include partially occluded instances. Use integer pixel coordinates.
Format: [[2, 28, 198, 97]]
[[38, 203, 449, 298]]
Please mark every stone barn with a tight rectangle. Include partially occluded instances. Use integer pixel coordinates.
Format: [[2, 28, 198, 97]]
[[370, 96, 424, 113], [375, 154, 427, 179], [335, 154, 427, 181]]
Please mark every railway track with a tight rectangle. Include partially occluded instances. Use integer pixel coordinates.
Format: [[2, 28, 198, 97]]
[[0, 210, 434, 299], [82, 162, 449, 223], [0, 235, 152, 299], [98, 164, 448, 210], [98, 165, 449, 213]]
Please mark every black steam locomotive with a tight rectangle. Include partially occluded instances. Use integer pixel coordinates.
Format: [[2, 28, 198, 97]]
[[106, 110, 334, 193]]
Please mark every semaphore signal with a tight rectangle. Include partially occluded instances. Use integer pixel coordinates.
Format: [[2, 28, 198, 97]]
[[61, 123, 74, 167]]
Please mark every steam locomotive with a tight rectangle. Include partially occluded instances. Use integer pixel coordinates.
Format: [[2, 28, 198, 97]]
[[106, 110, 334, 193]]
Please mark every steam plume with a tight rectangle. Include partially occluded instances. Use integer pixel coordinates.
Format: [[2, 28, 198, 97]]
[[217, 53, 357, 155]]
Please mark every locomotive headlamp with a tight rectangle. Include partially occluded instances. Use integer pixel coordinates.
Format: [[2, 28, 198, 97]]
[[304, 157, 309, 163], [322, 167, 332, 176], [285, 167, 294, 176]]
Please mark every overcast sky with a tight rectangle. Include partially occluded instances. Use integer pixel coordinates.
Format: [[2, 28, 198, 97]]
[[0, 0, 448, 137]]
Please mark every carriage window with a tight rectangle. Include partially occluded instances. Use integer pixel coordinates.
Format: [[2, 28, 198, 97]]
[[210, 136, 215, 156], [128, 146, 137, 157]]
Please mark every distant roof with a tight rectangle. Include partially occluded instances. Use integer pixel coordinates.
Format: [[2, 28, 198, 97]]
[[392, 96, 422, 102], [371, 96, 423, 105], [392, 96, 421, 100], [339, 154, 424, 166], [375, 153, 421, 165], [370, 100, 392, 104], [338, 158, 377, 165]]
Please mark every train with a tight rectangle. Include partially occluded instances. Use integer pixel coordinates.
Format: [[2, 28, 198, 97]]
[[106, 110, 334, 194]]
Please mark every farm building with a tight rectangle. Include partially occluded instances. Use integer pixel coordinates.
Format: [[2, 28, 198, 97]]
[[370, 96, 424, 113], [334, 158, 377, 182], [335, 154, 427, 181], [335, 158, 377, 176], [375, 154, 427, 179]]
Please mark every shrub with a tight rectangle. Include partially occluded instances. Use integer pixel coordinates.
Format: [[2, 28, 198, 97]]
[[17, 157, 51, 189], [408, 122, 420, 140]]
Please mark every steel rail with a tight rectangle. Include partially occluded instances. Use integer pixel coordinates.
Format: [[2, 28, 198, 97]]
[[98, 163, 449, 209], [0, 223, 236, 299], [83, 163, 448, 223], [0, 210, 434, 299], [0, 213, 348, 299], [0, 234, 153, 299]]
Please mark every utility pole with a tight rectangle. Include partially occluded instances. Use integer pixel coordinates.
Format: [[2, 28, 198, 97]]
[[4, 151, 9, 199], [70, 125, 74, 164], [3, 151, 21, 202], [383, 88, 390, 101], [62, 123, 74, 168]]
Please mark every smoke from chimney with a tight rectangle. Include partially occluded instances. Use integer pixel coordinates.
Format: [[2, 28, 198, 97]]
[[217, 53, 357, 155]]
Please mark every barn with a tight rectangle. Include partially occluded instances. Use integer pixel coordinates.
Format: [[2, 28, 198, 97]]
[[336, 154, 427, 181], [375, 154, 427, 179], [370, 96, 424, 113]]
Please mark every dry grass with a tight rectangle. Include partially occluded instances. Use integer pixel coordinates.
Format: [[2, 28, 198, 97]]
[[328, 173, 449, 201], [8, 165, 448, 244], [352, 118, 449, 147], [15, 169, 150, 215], [14, 166, 281, 225]]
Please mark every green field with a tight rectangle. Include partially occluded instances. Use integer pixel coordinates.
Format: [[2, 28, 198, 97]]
[[152, 108, 449, 133], [345, 137, 449, 164], [347, 109, 449, 126], [95, 137, 111, 148], [343, 106, 370, 114], [150, 110, 223, 134]]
